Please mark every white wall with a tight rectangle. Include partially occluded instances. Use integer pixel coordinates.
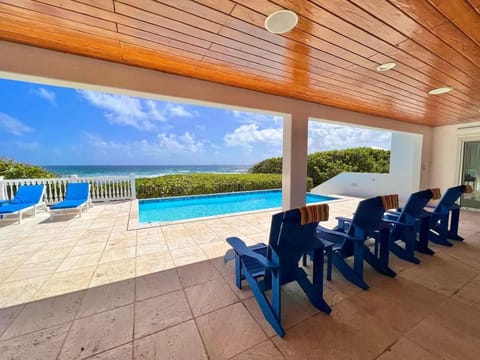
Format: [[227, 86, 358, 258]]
[[430, 122, 480, 192], [312, 132, 423, 202], [0, 41, 434, 207]]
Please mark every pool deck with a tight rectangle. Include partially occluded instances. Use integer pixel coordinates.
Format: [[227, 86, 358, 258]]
[[0, 197, 359, 307], [0, 199, 479, 359]]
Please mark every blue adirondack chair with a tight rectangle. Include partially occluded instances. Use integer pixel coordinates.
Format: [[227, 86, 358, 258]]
[[313, 195, 397, 290], [224, 204, 331, 337], [0, 184, 45, 224], [426, 185, 472, 246], [383, 189, 438, 263]]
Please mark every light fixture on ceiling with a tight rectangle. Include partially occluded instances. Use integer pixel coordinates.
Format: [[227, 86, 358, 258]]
[[376, 62, 396, 72], [428, 86, 454, 95], [265, 10, 298, 34]]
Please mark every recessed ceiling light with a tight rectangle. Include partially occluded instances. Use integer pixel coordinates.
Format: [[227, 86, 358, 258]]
[[376, 62, 396, 72], [428, 86, 454, 95], [265, 10, 298, 34]]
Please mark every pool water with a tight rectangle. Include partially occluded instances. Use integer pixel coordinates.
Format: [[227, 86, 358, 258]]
[[139, 190, 337, 223]]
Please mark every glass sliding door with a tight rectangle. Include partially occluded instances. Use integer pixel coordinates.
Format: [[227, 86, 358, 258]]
[[460, 141, 480, 209]]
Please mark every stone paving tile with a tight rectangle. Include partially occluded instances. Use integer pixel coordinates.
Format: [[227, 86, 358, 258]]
[[99, 246, 136, 264], [77, 279, 134, 318], [0, 305, 24, 338], [57, 252, 103, 272], [196, 303, 267, 360], [84, 343, 132, 360], [136, 242, 168, 256], [133, 320, 207, 360], [177, 260, 222, 288], [272, 299, 400, 360], [0, 276, 49, 308], [185, 278, 239, 317], [135, 252, 176, 277], [170, 246, 208, 266], [0, 323, 70, 360], [34, 267, 95, 300], [5, 258, 63, 282], [0, 267, 16, 284], [90, 259, 135, 287], [25, 247, 72, 264], [135, 269, 182, 301], [398, 250, 478, 296], [1, 291, 84, 340], [59, 304, 133, 360], [453, 274, 480, 311], [230, 340, 285, 360], [70, 243, 106, 257], [376, 338, 440, 360], [405, 298, 480, 360], [134, 290, 192, 339]]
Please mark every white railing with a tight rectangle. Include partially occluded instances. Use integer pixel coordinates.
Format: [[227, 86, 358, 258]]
[[0, 176, 136, 204]]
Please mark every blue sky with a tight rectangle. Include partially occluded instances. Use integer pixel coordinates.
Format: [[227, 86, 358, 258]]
[[0, 78, 391, 165]]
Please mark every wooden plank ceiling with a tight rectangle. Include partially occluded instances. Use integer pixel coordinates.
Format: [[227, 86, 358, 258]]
[[0, 0, 479, 126]]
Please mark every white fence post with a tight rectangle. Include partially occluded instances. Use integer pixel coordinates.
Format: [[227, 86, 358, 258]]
[[0, 176, 5, 201], [130, 175, 136, 199]]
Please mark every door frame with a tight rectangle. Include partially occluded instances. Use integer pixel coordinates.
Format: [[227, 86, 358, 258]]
[[456, 126, 480, 209]]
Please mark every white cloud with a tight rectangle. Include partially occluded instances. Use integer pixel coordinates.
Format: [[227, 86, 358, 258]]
[[78, 91, 156, 130], [144, 100, 167, 122], [228, 110, 283, 125], [224, 124, 283, 148], [0, 113, 34, 136], [156, 132, 204, 153], [84, 131, 205, 157], [78, 90, 199, 130], [166, 103, 197, 117], [308, 122, 391, 152], [32, 87, 56, 105], [84, 132, 127, 151]]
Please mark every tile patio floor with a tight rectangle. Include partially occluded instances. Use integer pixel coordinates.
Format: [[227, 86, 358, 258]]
[[0, 199, 479, 359]]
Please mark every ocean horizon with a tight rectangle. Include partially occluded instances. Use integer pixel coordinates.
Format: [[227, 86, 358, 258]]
[[43, 165, 251, 178]]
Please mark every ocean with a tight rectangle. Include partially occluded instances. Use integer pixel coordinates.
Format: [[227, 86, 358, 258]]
[[43, 165, 251, 178]]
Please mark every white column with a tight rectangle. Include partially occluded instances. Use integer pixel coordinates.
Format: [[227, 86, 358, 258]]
[[130, 175, 137, 199], [0, 176, 5, 201], [282, 113, 309, 210], [389, 132, 423, 202]]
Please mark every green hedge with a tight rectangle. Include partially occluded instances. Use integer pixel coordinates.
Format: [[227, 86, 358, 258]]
[[0, 158, 55, 179], [136, 173, 313, 199], [249, 147, 390, 186]]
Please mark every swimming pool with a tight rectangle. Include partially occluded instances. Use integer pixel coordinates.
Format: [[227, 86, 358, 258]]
[[139, 189, 337, 223]]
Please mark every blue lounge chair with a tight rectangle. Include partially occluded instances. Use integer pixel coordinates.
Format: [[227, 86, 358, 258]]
[[313, 195, 397, 290], [0, 184, 45, 224], [383, 189, 439, 263], [49, 182, 90, 218], [426, 185, 472, 247], [225, 204, 332, 337]]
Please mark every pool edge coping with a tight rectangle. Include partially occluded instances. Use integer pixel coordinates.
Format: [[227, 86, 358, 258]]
[[128, 193, 355, 230]]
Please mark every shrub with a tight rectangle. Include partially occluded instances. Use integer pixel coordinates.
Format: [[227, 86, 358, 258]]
[[136, 173, 313, 199], [249, 147, 390, 186], [0, 158, 55, 179], [248, 157, 282, 174]]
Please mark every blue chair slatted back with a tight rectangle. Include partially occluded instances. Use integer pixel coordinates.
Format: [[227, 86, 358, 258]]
[[434, 185, 465, 213], [65, 183, 90, 201], [334, 196, 387, 256], [399, 189, 434, 224], [267, 207, 325, 285], [349, 196, 387, 235], [11, 185, 45, 204]]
